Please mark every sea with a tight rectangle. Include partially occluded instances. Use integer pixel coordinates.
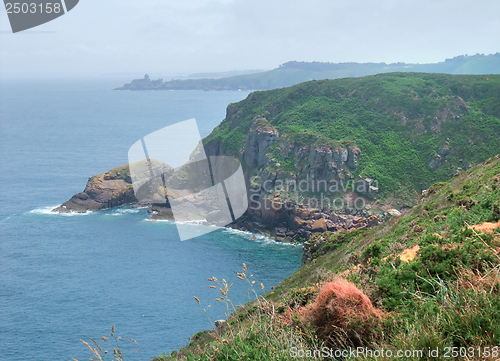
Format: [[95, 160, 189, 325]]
[[0, 79, 302, 361]]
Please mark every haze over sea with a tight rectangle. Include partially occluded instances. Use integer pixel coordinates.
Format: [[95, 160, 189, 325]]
[[0, 79, 302, 361]]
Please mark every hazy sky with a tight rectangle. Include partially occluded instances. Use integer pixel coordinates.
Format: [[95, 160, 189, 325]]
[[0, 0, 499, 78]]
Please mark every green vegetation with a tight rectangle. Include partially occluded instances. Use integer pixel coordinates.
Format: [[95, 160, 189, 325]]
[[106, 164, 131, 181], [159, 155, 500, 361], [205, 72, 500, 202]]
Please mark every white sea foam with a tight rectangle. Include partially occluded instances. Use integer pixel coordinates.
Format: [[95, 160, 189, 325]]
[[141, 217, 300, 246], [143, 218, 172, 223], [106, 208, 141, 216], [222, 227, 269, 241], [221, 227, 301, 246], [29, 206, 92, 216], [176, 219, 209, 225], [144, 217, 210, 226], [221, 227, 266, 238]]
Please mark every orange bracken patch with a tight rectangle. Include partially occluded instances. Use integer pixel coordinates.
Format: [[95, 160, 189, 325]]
[[304, 279, 381, 325], [469, 221, 500, 234], [339, 264, 361, 276], [278, 305, 307, 325], [399, 245, 420, 263], [303, 279, 383, 347]]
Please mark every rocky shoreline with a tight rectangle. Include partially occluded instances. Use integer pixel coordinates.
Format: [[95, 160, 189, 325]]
[[52, 163, 398, 254], [53, 108, 401, 250]]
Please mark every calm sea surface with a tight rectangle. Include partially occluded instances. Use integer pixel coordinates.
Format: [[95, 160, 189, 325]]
[[0, 79, 302, 360]]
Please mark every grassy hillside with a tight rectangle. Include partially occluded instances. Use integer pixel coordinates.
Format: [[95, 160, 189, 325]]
[[205, 72, 500, 204], [157, 155, 500, 361]]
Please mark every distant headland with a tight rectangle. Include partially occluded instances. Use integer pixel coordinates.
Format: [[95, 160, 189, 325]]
[[114, 53, 500, 91]]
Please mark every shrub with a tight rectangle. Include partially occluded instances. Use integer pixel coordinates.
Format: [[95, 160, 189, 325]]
[[303, 278, 383, 347]]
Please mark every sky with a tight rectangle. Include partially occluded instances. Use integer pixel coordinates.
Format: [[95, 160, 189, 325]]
[[0, 0, 499, 78]]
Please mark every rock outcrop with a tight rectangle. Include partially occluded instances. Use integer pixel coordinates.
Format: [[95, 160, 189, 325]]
[[53, 160, 175, 214], [53, 164, 136, 213]]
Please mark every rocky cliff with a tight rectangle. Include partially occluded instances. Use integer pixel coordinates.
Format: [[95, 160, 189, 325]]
[[198, 113, 383, 242], [52, 118, 377, 243]]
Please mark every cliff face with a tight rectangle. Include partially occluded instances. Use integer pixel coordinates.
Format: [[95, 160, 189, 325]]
[[201, 114, 371, 241], [239, 116, 359, 180], [239, 116, 360, 203]]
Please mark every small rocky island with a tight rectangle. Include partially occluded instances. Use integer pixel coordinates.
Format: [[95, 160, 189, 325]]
[[53, 164, 136, 213]]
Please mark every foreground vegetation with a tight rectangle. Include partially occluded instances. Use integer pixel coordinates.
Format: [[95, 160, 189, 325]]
[[156, 155, 500, 360]]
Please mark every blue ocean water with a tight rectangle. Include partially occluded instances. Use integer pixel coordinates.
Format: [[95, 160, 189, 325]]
[[0, 80, 302, 361]]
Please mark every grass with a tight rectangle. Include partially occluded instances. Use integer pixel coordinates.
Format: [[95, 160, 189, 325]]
[[153, 264, 322, 361], [74, 325, 140, 361]]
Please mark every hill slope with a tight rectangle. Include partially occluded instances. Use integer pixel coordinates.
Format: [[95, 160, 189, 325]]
[[159, 155, 500, 361], [204, 72, 500, 207]]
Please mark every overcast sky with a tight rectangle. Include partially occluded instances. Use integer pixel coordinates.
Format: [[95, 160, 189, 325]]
[[0, 0, 499, 78]]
